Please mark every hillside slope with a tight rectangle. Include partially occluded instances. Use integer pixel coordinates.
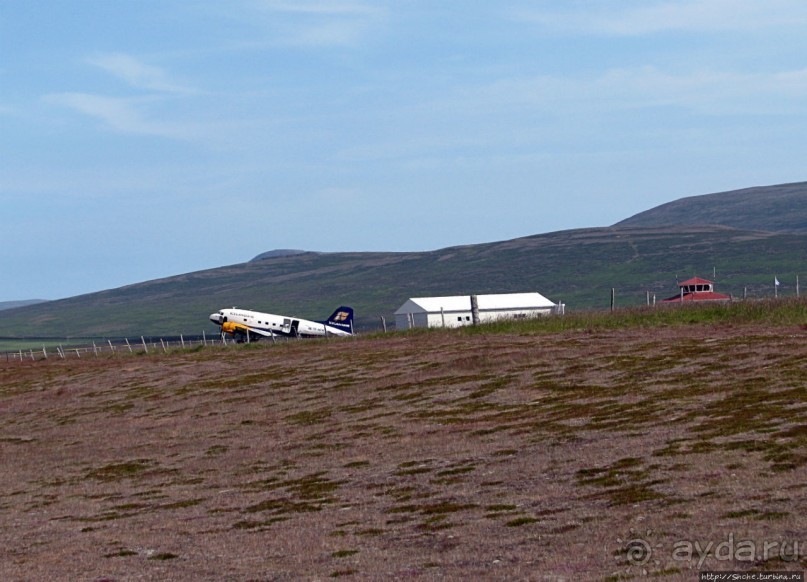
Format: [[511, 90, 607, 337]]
[[0, 226, 804, 338], [615, 181, 807, 232], [0, 300, 47, 312]]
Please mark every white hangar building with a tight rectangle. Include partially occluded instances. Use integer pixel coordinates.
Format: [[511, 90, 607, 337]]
[[395, 292, 562, 330]]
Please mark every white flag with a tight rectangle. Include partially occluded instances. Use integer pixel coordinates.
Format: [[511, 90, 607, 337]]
[[775, 277, 780, 286]]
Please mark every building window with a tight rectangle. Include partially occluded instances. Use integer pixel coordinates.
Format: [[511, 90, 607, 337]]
[[457, 317, 462, 321]]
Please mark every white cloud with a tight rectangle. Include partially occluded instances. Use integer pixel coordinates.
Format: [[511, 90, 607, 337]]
[[444, 65, 807, 117], [593, 66, 807, 112], [245, 0, 386, 47], [290, 20, 369, 47], [43, 93, 192, 139], [516, 0, 807, 35], [40, 54, 203, 140], [87, 53, 194, 94], [332, 62, 807, 166], [254, 0, 381, 17]]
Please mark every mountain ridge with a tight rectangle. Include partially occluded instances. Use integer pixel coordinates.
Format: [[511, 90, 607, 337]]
[[250, 249, 314, 261], [615, 181, 807, 232], [1, 182, 805, 338], [0, 300, 48, 312]]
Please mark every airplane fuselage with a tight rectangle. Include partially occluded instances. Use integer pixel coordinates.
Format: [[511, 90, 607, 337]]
[[209, 306, 352, 340]]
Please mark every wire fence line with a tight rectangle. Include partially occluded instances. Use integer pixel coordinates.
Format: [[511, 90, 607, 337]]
[[0, 333, 307, 363]]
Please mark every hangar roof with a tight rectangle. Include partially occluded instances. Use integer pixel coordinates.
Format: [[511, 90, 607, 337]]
[[395, 292, 555, 315], [678, 277, 714, 287]]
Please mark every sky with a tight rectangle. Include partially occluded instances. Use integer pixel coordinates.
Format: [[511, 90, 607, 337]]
[[3, 1, 807, 301]]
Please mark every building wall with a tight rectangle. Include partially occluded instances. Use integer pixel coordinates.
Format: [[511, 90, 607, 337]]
[[397, 307, 554, 329], [394, 313, 410, 329], [428, 311, 472, 328], [477, 308, 553, 324], [395, 312, 431, 329]]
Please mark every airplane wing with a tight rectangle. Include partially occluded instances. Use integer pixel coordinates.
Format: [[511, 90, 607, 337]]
[[247, 327, 275, 337], [221, 321, 275, 337]]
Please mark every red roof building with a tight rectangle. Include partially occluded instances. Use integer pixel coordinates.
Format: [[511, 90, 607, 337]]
[[662, 277, 732, 303]]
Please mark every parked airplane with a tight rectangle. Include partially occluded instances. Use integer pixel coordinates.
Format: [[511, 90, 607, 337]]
[[209, 305, 354, 341]]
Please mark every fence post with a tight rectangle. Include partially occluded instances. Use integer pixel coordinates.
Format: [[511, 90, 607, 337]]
[[470, 295, 480, 325], [141, 336, 148, 353], [380, 316, 387, 333], [610, 288, 616, 312], [42, 346, 48, 360], [108, 339, 115, 353]]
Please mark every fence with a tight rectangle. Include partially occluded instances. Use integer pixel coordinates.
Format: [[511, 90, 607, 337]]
[[0, 333, 301, 363]]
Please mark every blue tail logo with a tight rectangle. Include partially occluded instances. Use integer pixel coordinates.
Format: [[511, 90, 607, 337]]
[[326, 306, 354, 332]]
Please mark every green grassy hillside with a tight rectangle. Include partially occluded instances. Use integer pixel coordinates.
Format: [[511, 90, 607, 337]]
[[0, 225, 804, 338], [0, 300, 47, 312], [616, 181, 807, 232]]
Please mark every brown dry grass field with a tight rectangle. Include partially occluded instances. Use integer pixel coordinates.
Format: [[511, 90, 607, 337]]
[[1, 321, 805, 581]]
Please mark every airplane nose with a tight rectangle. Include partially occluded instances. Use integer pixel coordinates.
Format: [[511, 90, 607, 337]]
[[209, 313, 222, 324]]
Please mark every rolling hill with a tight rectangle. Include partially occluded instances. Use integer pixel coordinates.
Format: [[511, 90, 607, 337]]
[[615, 181, 807, 232], [0, 300, 47, 312], [0, 182, 804, 339]]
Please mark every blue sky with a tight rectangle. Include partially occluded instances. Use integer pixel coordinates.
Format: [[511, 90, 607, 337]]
[[3, 1, 807, 301]]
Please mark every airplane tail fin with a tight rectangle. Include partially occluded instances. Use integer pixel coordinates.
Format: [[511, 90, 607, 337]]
[[325, 306, 354, 334]]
